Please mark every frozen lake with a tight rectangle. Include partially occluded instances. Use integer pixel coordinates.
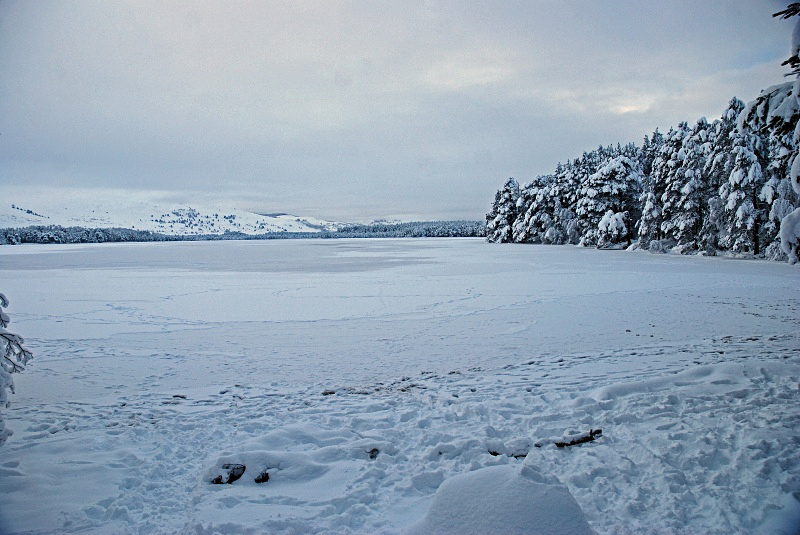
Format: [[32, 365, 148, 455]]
[[1, 238, 798, 533], [4, 238, 796, 402]]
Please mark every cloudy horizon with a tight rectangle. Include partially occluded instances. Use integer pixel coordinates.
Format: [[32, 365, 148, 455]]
[[0, 1, 794, 221]]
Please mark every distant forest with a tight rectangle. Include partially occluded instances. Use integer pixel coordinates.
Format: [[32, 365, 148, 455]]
[[0, 220, 485, 245], [486, 7, 800, 264]]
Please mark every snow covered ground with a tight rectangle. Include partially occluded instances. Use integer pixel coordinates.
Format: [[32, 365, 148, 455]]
[[0, 238, 798, 534]]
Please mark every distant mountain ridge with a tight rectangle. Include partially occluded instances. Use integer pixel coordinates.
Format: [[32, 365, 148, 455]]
[[0, 198, 339, 236], [0, 197, 485, 245]]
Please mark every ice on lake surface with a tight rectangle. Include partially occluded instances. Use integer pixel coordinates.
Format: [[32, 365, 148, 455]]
[[1, 238, 799, 534]]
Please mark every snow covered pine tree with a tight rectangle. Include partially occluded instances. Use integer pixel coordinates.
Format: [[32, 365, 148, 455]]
[[700, 97, 745, 253], [1, 293, 33, 446], [486, 177, 520, 243], [774, 3, 800, 263], [576, 155, 642, 247]]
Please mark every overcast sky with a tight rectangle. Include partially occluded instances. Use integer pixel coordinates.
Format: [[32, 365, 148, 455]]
[[0, 1, 794, 221]]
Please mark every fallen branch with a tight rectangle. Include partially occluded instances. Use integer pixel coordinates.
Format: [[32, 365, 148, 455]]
[[535, 429, 603, 448]]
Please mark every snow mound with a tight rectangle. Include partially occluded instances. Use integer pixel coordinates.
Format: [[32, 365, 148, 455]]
[[405, 464, 593, 535], [198, 422, 398, 527]]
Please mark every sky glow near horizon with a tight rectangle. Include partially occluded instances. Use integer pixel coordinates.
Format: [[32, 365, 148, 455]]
[[0, 1, 794, 221]]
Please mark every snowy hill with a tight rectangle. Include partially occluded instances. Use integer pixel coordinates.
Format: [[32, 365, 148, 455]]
[[0, 196, 338, 236]]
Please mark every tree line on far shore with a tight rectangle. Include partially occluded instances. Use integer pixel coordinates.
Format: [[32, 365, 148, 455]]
[[0, 220, 485, 245]]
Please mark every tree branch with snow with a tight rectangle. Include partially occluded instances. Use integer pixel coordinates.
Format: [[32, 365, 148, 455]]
[[775, 5, 800, 263], [0, 293, 33, 446], [774, 3, 800, 77]]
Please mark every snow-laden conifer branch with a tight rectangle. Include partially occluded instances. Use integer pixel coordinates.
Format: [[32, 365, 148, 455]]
[[2, 332, 32, 375], [0, 293, 33, 446], [774, 4, 800, 21]]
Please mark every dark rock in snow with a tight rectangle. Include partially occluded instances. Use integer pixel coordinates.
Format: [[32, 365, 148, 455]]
[[321, 389, 336, 396], [368, 448, 380, 460], [255, 470, 270, 483], [211, 463, 246, 484]]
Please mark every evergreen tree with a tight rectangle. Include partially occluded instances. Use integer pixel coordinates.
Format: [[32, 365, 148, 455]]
[[597, 210, 630, 248], [739, 79, 800, 259], [636, 187, 662, 250], [669, 118, 712, 249], [639, 129, 665, 178], [637, 125, 685, 248], [705, 99, 745, 191], [570, 149, 606, 241], [658, 122, 692, 245], [512, 181, 537, 243], [576, 155, 643, 246], [513, 175, 554, 243], [771, 4, 800, 262], [635, 129, 666, 250], [549, 161, 583, 244], [486, 177, 520, 243], [699, 97, 745, 252], [719, 130, 768, 254]]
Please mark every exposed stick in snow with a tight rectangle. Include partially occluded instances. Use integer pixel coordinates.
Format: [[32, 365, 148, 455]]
[[488, 450, 528, 459], [555, 429, 602, 447], [534, 429, 603, 449]]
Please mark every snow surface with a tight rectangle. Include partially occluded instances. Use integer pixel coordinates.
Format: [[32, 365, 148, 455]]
[[1, 238, 799, 534]]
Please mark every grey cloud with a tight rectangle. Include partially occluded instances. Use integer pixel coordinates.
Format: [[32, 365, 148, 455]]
[[0, 0, 793, 221]]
